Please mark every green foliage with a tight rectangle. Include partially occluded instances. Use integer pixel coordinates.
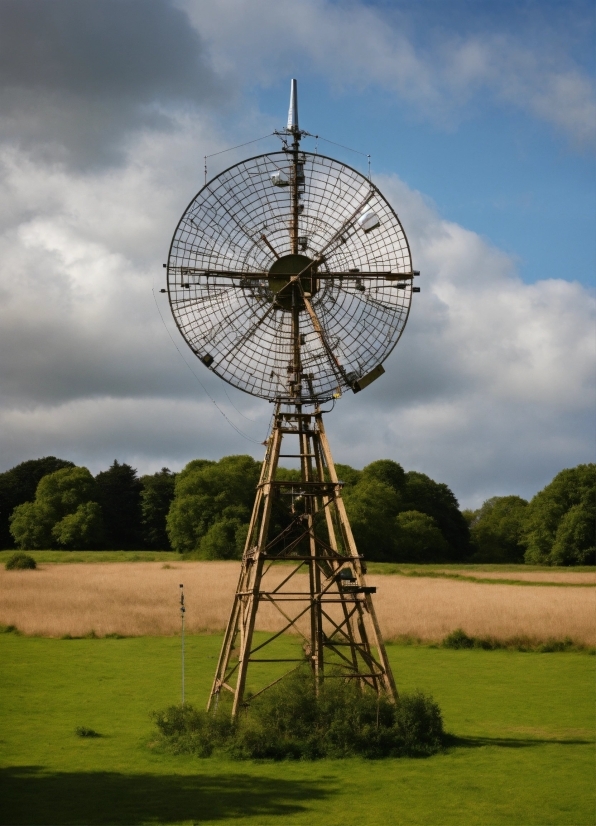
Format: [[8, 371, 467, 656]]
[[140, 468, 176, 550], [401, 471, 470, 560], [442, 628, 585, 653], [461, 509, 475, 526], [51, 502, 105, 549], [334, 463, 362, 487], [154, 669, 444, 760], [468, 496, 528, 563], [75, 726, 101, 738], [342, 462, 469, 563], [36, 466, 97, 517], [9, 466, 104, 550], [523, 464, 595, 565], [343, 479, 401, 561], [361, 459, 406, 493], [550, 504, 595, 565], [95, 461, 142, 550], [167, 455, 260, 556], [198, 516, 245, 559], [9, 500, 55, 549], [152, 704, 234, 756], [0, 456, 74, 549], [5, 552, 36, 570], [394, 510, 449, 562], [443, 629, 476, 649]]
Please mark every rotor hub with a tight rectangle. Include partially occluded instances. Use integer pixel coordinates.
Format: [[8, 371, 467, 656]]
[[268, 254, 319, 311]]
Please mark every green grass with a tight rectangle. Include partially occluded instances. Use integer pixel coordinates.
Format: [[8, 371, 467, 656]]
[[0, 550, 184, 565], [366, 561, 596, 586], [3, 551, 593, 586], [367, 562, 596, 573], [0, 634, 593, 825]]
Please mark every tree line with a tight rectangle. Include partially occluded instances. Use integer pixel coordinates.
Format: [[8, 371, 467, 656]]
[[0, 456, 593, 565]]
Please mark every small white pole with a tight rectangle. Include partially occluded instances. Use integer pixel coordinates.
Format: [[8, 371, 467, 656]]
[[179, 584, 185, 705]]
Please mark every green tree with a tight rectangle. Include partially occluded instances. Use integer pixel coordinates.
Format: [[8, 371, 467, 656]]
[[0, 457, 74, 548], [8, 501, 55, 549], [550, 504, 595, 565], [361, 459, 405, 494], [468, 496, 528, 563], [198, 516, 246, 559], [343, 478, 401, 561], [523, 464, 595, 565], [394, 510, 449, 563], [334, 463, 361, 488], [167, 455, 260, 556], [140, 468, 176, 550], [401, 471, 470, 561], [9, 466, 103, 550], [95, 461, 142, 549], [51, 502, 105, 549], [36, 466, 97, 517]]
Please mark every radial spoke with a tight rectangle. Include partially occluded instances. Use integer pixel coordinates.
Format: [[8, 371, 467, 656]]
[[217, 303, 276, 363], [302, 294, 351, 387], [310, 189, 375, 263]]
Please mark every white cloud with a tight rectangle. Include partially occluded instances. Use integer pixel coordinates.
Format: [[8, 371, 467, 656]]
[[182, 0, 596, 148]]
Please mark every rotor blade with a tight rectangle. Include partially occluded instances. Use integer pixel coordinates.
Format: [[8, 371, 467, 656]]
[[310, 189, 375, 263], [301, 294, 352, 388], [202, 183, 272, 270], [260, 234, 281, 259], [216, 302, 276, 364]]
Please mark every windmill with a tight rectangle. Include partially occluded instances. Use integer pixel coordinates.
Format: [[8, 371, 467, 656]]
[[165, 80, 419, 717]]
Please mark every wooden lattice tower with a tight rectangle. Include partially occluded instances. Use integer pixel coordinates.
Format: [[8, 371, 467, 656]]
[[208, 405, 397, 716]]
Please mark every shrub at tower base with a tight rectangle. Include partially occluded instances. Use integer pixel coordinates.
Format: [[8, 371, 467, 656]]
[[153, 668, 444, 760]]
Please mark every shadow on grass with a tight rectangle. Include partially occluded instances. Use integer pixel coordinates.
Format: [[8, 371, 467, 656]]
[[0, 765, 334, 825], [445, 734, 594, 749]]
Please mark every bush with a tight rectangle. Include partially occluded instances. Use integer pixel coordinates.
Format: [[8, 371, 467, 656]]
[[153, 669, 444, 760], [442, 629, 475, 649], [152, 704, 234, 757], [5, 552, 36, 570], [441, 629, 585, 653], [75, 727, 100, 738]]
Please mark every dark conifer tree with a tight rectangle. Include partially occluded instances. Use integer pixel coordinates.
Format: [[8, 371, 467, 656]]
[[95, 461, 142, 549], [140, 468, 176, 550]]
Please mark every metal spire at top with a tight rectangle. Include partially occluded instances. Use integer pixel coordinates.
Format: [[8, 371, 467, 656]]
[[287, 78, 299, 133]]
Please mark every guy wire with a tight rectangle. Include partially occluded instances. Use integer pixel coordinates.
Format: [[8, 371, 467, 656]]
[[152, 285, 266, 445], [204, 133, 276, 184]]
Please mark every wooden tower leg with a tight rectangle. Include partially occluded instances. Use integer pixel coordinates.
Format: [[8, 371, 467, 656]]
[[209, 404, 397, 718], [207, 405, 283, 714], [316, 412, 398, 700]]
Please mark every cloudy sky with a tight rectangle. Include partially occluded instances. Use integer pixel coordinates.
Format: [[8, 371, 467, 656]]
[[1, 0, 594, 508]]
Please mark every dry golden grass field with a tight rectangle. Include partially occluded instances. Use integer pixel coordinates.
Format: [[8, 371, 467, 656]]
[[1, 561, 594, 645]]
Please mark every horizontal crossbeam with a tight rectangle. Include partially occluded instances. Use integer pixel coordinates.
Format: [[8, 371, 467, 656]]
[[169, 266, 417, 281]]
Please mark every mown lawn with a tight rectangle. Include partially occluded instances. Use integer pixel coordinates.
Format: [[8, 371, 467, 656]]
[[0, 633, 594, 825]]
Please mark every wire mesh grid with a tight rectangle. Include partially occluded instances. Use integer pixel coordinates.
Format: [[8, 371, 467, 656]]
[[167, 151, 413, 402]]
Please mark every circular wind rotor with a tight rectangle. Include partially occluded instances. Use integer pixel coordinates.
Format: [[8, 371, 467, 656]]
[[167, 151, 413, 403]]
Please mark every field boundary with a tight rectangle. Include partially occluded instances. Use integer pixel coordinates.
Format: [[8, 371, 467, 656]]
[[375, 569, 596, 587]]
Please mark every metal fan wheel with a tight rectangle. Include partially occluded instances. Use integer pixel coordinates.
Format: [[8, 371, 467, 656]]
[[166, 151, 413, 403]]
